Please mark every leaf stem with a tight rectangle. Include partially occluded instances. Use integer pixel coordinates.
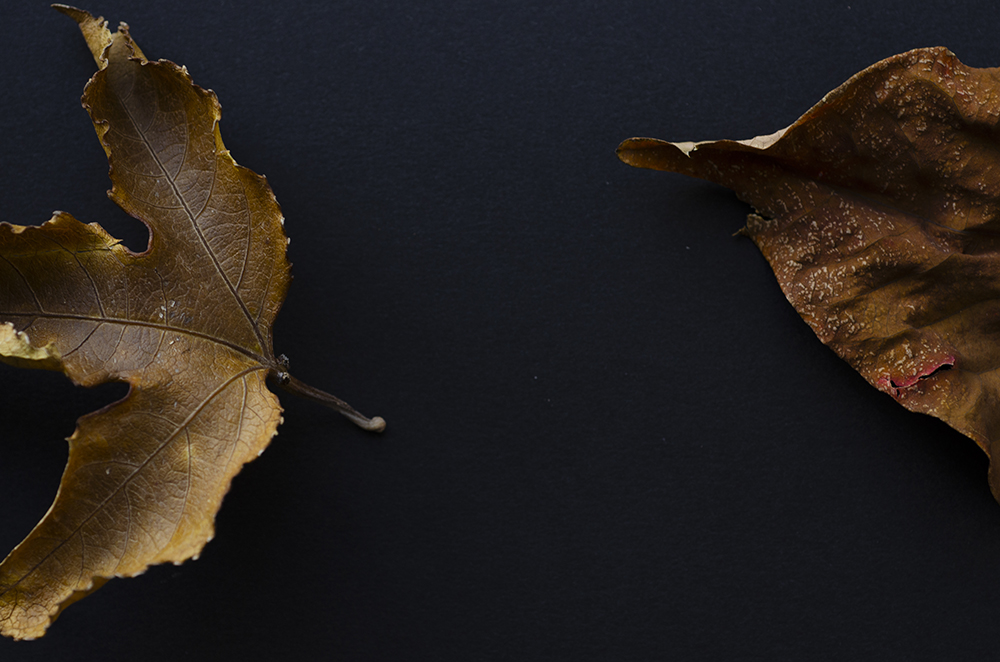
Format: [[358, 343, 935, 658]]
[[275, 374, 386, 432]]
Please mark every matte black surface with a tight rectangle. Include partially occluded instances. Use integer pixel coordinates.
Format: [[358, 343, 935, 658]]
[[3, 2, 1000, 660]]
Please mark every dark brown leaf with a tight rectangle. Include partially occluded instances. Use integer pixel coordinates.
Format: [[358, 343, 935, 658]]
[[618, 47, 1000, 504], [0, 6, 382, 639]]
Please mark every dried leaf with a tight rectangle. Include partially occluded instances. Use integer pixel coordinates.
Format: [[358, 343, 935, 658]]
[[0, 7, 382, 639], [618, 47, 1000, 504]]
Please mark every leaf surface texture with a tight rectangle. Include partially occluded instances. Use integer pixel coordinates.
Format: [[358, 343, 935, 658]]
[[619, 48, 1000, 502], [0, 7, 295, 638]]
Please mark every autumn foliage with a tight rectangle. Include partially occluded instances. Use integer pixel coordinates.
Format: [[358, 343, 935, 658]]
[[0, 6, 381, 639], [619, 48, 1000, 504]]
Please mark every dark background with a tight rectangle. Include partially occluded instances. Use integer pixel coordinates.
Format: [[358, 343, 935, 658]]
[[2, 1, 1000, 660]]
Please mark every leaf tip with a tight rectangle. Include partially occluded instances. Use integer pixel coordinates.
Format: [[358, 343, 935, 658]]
[[616, 137, 698, 172], [54, 4, 112, 68], [0, 323, 62, 372], [615, 137, 645, 164]]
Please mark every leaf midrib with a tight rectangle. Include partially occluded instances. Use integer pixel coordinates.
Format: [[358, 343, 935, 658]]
[[0, 309, 268, 367], [112, 55, 268, 356]]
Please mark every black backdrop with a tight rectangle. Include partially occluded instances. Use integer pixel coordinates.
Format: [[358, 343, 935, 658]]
[[3, 1, 1000, 660]]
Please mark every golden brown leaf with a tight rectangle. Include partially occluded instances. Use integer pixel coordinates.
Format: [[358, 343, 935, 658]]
[[618, 48, 1000, 505], [0, 6, 382, 639]]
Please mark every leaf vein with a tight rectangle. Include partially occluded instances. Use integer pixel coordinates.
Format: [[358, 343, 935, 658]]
[[115, 91, 265, 353], [0, 253, 44, 313], [0, 364, 267, 599], [0, 310, 267, 365], [62, 321, 103, 360]]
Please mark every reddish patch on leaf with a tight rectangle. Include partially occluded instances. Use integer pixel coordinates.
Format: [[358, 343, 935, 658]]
[[880, 355, 955, 397]]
